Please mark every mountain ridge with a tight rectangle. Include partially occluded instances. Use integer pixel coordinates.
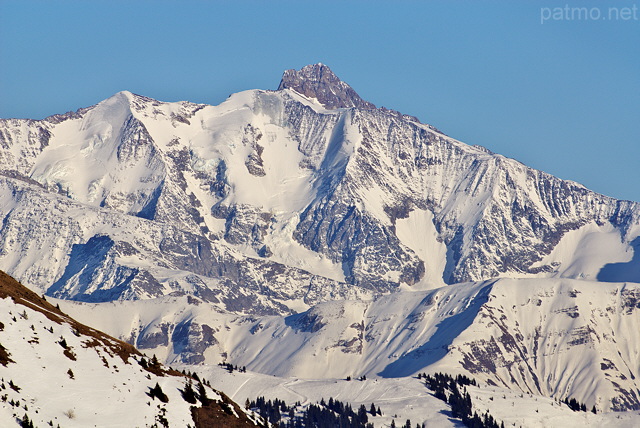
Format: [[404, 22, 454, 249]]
[[0, 270, 263, 427]]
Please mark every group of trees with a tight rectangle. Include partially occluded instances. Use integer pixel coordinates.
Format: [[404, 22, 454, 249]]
[[244, 372, 503, 428], [419, 372, 476, 389], [389, 420, 424, 428], [146, 375, 215, 408], [422, 372, 503, 428], [19, 414, 35, 428], [345, 375, 367, 381], [138, 355, 163, 375], [247, 396, 380, 428], [180, 380, 211, 406], [218, 362, 247, 373], [563, 397, 596, 413], [303, 402, 373, 428]]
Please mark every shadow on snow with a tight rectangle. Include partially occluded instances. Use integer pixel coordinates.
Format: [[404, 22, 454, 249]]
[[378, 281, 494, 378], [598, 237, 640, 284]]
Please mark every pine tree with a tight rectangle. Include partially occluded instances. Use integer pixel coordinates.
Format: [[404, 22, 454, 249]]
[[181, 381, 197, 404], [197, 381, 210, 406], [357, 404, 368, 424], [148, 382, 169, 403], [20, 413, 34, 428]]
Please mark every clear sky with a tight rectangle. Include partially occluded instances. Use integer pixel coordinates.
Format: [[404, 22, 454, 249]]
[[1, 1, 638, 202]]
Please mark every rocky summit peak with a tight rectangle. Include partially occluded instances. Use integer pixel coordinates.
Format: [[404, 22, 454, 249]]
[[278, 63, 375, 110]]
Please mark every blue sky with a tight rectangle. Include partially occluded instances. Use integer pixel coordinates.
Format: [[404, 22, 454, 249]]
[[1, 0, 638, 202]]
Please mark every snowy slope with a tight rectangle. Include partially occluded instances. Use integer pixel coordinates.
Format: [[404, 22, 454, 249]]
[[0, 271, 262, 427], [58, 277, 640, 411], [193, 365, 640, 428], [194, 365, 463, 428]]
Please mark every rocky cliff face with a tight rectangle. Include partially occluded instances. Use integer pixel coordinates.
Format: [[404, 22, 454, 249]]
[[0, 175, 362, 314], [0, 65, 639, 314], [278, 63, 376, 110]]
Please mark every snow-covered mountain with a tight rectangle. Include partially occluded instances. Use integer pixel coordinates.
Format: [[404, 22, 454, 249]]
[[1, 63, 638, 313], [0, 270, 262, 427], [2, 64, 640, 418]]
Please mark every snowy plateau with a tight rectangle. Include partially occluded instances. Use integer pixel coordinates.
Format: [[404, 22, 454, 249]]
[[1, 63, 640, 426]]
